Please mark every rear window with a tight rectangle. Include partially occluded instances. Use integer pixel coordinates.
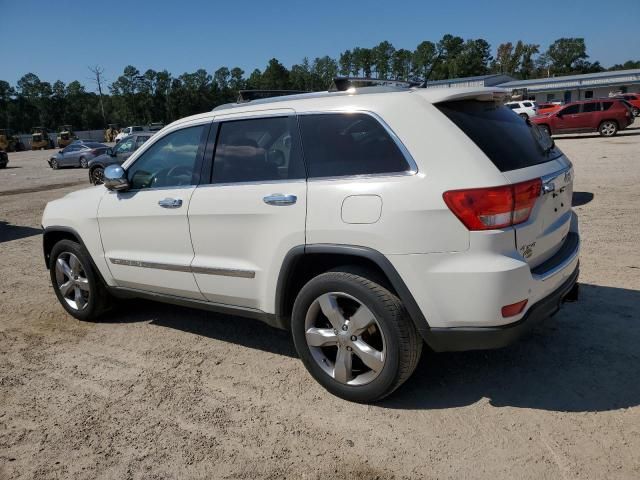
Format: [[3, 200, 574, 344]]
[[436, 100, 562, 172]]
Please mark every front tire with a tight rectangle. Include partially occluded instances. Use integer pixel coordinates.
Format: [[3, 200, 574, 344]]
[[539, 124, 552, 137], [50, 159, 58, 169], [632, 107, 639, 117], [291, 267, 422, 402], [599, 120, 618, 137], [50, 239, 111, 321], [90, 166, 104, 185]]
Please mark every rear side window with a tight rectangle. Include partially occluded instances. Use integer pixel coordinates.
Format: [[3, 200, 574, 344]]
[[212, 116, 305, 184], [436, 100, 562, 172], [601, 102, 614, 111], [582, 102, 599, 113], [522, 102, 532, 107], [298, 113, 410, 178]]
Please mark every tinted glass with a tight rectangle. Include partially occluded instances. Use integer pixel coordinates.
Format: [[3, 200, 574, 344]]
[[212, 116, 304, 184], [135, 136, 149, 148], [561, 104, 580, 115], [132, 126, 144, 132], [582, 102, 599, 113], [601, 102, 614, 111], [436, 100, 562, 172], [523, 102, 532, 107], [116, 137, 135, 153], [127, 125, 204, 190], [506, 104, 518, 109], [298, 113, 410, 178]]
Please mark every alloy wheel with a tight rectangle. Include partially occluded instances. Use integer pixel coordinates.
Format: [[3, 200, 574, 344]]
[[601, 122, 616, 136], [92, 167, 104, 185], [80, 157, 88, 168], [51, 159, 58, 169], [55, 252, 90, 310], [304, 292, 386, 386]]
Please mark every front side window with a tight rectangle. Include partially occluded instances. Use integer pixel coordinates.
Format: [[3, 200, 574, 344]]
[[127, 125, 204, 190], [298, 113, 410, 178], [212, 116, 304, 184], [560, 104, 580, 115]]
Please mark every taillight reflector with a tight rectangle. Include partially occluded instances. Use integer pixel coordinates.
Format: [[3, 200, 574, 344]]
[[443, 178, 542, 231], [502, 299, 528, 317]]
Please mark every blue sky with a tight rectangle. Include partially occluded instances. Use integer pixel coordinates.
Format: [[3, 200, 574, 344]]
[[1, 0, 639, 90]]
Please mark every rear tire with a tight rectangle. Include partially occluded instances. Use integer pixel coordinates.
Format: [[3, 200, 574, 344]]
[[49, 239, 111, 321], [519, 113, 529, 120], [599, 120, 618, 137], [50, 159, 58, 169], [80, 157, 89, 168], [291, 266, 422, 403]]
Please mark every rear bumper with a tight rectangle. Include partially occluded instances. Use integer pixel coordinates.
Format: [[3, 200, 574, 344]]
[[425, 265, 579, 352]]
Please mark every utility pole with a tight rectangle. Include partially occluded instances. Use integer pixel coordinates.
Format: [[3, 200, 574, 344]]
[[88, 65, 107, 127]]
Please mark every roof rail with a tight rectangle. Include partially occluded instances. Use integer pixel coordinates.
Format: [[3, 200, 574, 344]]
[[331, 77, 421, 92], [237, 89, 309, 103]]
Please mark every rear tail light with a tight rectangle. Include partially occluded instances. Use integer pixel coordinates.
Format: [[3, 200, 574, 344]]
[[443, 178, 542, 231], [501, 299, 528, 317]]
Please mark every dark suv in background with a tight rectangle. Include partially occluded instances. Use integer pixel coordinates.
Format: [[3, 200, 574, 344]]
[[88, 132, 154, 184], [532, 99, 634, 137]]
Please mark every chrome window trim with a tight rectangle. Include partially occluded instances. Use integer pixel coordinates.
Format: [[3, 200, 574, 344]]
[[297, 109, 419, 176], [109, 258, 255, 279], [196, 179, 306, 188]]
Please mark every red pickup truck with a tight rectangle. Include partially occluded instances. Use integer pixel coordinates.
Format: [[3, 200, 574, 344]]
[[531, 99, 634, 137]]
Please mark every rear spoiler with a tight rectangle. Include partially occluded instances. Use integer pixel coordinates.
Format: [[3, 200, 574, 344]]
[[414, 87, 510, 104]]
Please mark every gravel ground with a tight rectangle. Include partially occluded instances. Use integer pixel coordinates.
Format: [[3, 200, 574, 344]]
[[1, 127, 639, 479]]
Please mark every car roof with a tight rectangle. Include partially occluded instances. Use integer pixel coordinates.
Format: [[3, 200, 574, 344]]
[[165, 86, 510, 131]]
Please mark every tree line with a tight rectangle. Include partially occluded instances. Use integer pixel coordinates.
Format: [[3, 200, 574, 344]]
[[1, 35, 638, 133]]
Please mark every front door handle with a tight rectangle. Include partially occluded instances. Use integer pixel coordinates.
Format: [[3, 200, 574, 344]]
[[263, 194, 297, 206], [158, 198, 183, 208]]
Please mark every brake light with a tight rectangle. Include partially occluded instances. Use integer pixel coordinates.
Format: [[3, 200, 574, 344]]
[[443, 179, 541, 231]]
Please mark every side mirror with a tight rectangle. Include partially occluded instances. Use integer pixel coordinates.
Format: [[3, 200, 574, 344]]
[[103, 165, 129, 191]]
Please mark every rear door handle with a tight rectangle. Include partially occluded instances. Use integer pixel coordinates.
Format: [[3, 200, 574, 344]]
[[263, 194, 297, 206], [158, 198, 183, 208]]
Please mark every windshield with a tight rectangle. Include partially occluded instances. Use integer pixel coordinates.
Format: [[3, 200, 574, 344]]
[[437, 100, 562, 172]]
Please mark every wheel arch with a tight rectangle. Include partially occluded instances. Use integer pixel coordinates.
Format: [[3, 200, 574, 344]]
[[275, 244, 432, 343]]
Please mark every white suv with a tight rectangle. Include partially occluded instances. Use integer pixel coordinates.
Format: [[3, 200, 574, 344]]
[[42, 86, 580, 402], [506, 100, 538, 119], [115, 126, 145, 143]]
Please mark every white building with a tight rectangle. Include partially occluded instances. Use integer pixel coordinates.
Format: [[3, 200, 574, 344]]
[[423, 69, 640, 104], [498, 69, 640, 103]]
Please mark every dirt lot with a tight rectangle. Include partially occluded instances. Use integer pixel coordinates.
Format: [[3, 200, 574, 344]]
[[1, 128, 639, 479]]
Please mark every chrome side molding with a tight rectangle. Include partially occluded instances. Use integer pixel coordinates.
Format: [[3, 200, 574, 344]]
[[109, 258, 255, 278]]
